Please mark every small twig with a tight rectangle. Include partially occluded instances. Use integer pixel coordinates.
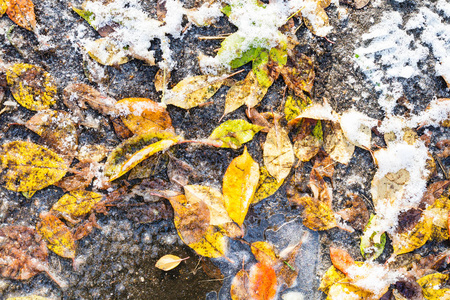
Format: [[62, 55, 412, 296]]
[[435, 155, 449, 179], [198, 34, 231, 40], [286, 7, 304, 22]]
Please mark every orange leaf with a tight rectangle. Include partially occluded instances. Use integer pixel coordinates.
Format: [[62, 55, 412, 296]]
[[250, 263, 277, 300], [329, 247, 355, 276], [6, 0, 36, 31], [36, 213, 76, 259]]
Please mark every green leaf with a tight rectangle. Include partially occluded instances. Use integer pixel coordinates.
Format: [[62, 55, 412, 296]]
[[72, 7, 96, 28], [312, 120, 323, 141], [208, 119, 263, 149], [252, 50, 273, 88], [221, 5, 231, 17]]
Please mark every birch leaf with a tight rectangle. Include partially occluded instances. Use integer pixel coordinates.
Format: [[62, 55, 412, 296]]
[[223, 147, 260, 225], [263, 123, 295, 182], [208, 119, 263, 149], [165, 75, 223, 109], [36, 214, 76, 259], [155, 254, 185, 271], [51, 190, 103, 223], [0, 141, 68, 192], [116, 97, 174, 135], [6, 63, 57, 111], [253, 166, 284, 204], [5, 0, 36, 31]]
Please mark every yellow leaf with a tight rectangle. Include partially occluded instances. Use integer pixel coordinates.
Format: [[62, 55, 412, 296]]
[[7, 296, 51, 300], [184, 185, 233, 226], [293, 135, 322, 162], [417, 273, 450, 300], [154, 68, 170, 92], [319, 265, 348, 294], [186, 225, 228, 258], [253, 166, 284, 204], [155, 254, 185, 271], [391, 213, 433, 255], [51, 190, 103, 223], [263, 123, 295, 182], [251, 241, 278, 266], [6, 63, 57, 111], [1, 1, 7, 16], [224, 70, 268, 116], [284, 93, 312, 122], [116, 98, 174, 135], [223, 147, 260, 225], [208, 119, 264, 149], [165, 75, 223, 109], [326, 283, 373, 300], [105, 131, 179, 181], [5, 0, 36, 31], [85, 38, 130, 66], [291, 195, 337, 231], [323, 121, 355, 165], [0, 141, 68, 193], [36, 214, 76, 259]]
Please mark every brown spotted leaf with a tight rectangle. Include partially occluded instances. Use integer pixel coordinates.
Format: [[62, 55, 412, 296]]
[[5, 0, 36, 31]]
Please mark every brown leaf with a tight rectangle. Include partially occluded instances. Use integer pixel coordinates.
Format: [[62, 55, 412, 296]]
[[336, 194, 369, 231], [0, 225, 48, 280], [6, 0, 36, 31], [125, 201, 173, 224], [419, 180, 450, 209], [280, 51, 315, 97], [231, 269, 250, 300], [54, 162, 94, 192]]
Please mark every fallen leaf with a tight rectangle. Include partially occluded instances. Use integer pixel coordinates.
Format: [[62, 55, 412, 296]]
[[231, 269, 250, 300], [6, 296, 52, 300], [339, 109, 377, 149], [288, 100, 338, 128], [284, 93, 312, 122], [246, 107, 272, 133], [223, 147, 260, 225], [371, 168, 410, 211], [155, 254, 187, 271], [36, 213, 76, 259], [319, 265, 348, 294], [280, 51, 315, 97], [263, 121, 295, 182], [327, 283, 373, 300], [251, 241, 278, 266], [186, 225, 228, 258], [128, 152, 168, 180], [105, 131, 180, 181], [5, 0, 36, 31], [85, 38, 130, 66], [116, 97, 174, 135], [360, 215, 387, 260], [76, 144, 109, 163], [291, 195, 337, 231], [154, 68, 170, 92], [0, 141, 68, 193], [72, 213, 100, 241], [253, 166, 284, 204], [329, 247, 355, 276], [294, 135, 322, 162], [301, 1, 331, 37], [323, 121, 355, 165], [340, 0, 371, 9], [6, 63, 57, 111], [224, 70, 269, 116], [51, 190, 103, 223], [276, 240, 304, 288], [55, 161, 95, 192], [165, 75, 223, 109], [391, 211, 433, 255], [1, 1, 7, 16], [417, 273, 450, 300], [336, 194, 369, 231], [208, 119, 264, 149], [0, 225, 48, 280], [249, 263, 277, 300]]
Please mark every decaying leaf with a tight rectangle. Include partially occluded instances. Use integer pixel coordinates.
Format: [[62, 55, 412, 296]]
[[0, 225, 48, 280], [251, 241, 278, 266], [51, 190, 103, 223], [36, 213, 76, 259], [5, 0, 36, 31], [280, 52, 315, 97], [263, 122, 295, 182], [329, 247, 355, 276], [165, 75, 223, 109], [291, 195, 337, 231], [105, 131, 179, 181], [417, 273, 450, 300], [340, 0, 371, 9], [371, 168, 410, 211], [6, 63, 57, 111], [55, 161, 95, 192], [84, 38, 130, 66], [208, 119, 263, 149], [0, 141, 68, 193], [116, 97, 174, 135], [249, 263, 277, 300], [231, 269, 250, 300], [246, 107, 272, 133], [301, 0, 331, 37], [294, 135, 322, 162], [336, 194, 369, 231], [224, 70, 269, 116], [223, 147, 260, 225], [284, 93, 312, 122], [186, 225, 228, 258], [128, 152, 168, 180], [253, 166, 284, 204], [391, 211, 433, 255], [360, 215, 386, 260], [155, 254, 187, 271], [323, 121, 355, 165], [326, 283, 373, 300], [339, 109, 377, 149]]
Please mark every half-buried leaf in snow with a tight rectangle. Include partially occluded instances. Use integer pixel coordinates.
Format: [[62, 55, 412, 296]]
[[223, 147, 260, 225], [6, 63, 57, 111], [0, 141, 68, 193], [84, 38, 130, 66], [208, 119, 263, 149]]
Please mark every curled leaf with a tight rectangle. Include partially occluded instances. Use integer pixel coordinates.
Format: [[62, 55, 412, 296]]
[[208, 119, 263, 149], [6, 63, 57, 111], [36, 214, 76, 259], [223, 147, 260, 225], [0, 141, 68, 192]]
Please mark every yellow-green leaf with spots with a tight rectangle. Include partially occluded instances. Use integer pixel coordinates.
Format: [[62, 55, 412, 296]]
[[51, 190, 103, 223], [417, 273, 450, 300], [0, 141, 68, 193], [253, 166, 284, 204], [6, 63, 57, 111], [223, 147, 260, 225], [208, 119, 264, 149]]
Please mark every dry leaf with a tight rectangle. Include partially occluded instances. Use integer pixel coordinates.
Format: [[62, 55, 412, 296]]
[[280, 51, 315, 97], [5, 0, 36, 31], [249, 263, 277, 300], [231, 269, 250, 300], [154, 68, 170, 92], [323, 121, 355, 165], [327, 283, 373, 300], [284, 93, 312, 122], [85, 38, 130, 66], [253, 166, 284, 204], [391, 212, 433, 255], [251, 241, 278, 266], [336, 194, 369, 231], [77, 144, 109, 163], [36, 213, 76, 259], [165, 75, 223, 109], [116, 97, 174, 135], [223, 147, 260, 225], [208, 119, 263, 149], [263, 122, 295, 182], [6, 63, 57, 111], [294, 135, 322, 162], [290, 195, 337, 230], [155, 254, 186, 271], [51, 190, 103, 223], [417, 273, 450, 300], [319, 265, 348, 294], [0, 141, 68, 193], [301, 1, 331, 37]]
